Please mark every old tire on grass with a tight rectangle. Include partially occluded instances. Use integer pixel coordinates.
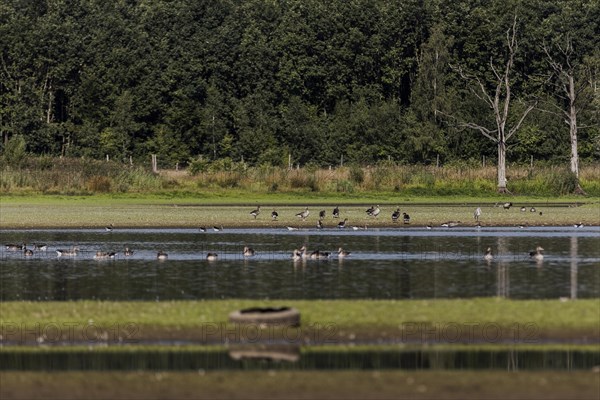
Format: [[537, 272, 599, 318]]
[[228, 307, 300, 327]]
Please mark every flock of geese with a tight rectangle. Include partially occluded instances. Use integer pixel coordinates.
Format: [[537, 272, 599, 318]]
[[4, 202, 585, 263]]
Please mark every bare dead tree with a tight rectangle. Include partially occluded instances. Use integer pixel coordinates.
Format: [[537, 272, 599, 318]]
[[449, 16, 535, 193], [542, 36, 596, 194]]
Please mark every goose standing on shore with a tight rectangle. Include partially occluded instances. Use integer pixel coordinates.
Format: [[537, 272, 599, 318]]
[[529, 246, 544, 261], [403, 212, 410, 224], [337, 218, 348, 229], [319, 210, 326, 220], [332, 206, 340, 219], [296, 207, 310, 221], [271, 210, 279, 221], [366, 205, 380, 217], [317, 220, 324, 230], [250, 206, 261, 219], [391, 208, 400, 223], [105, 224, 114, 232], [213, 225, 224, 232], [474, 207, 482, 222], [502, 202, 513, 210]]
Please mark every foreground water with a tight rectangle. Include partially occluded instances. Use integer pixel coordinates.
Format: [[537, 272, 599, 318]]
[[1, 227, 598, 300], [1, 346, 598, 371]]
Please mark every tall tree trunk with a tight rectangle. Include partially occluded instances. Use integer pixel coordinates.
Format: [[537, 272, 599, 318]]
[[497, 140, 507, 192]]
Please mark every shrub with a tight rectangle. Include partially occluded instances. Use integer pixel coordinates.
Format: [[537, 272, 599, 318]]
[[349, 164, 364, 185], [87, 176, 112, 192]]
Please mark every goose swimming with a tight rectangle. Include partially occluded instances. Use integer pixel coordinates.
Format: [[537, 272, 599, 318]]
[[105, 224, 114, 232], [207, 253, 218, 261], [243, 246, 255, 257], [124, 247, 134, 256], [94, 251, 116, 259], [57, 247, 79, 257], [483, 247, 493, 261], [5, 243, 25, 251], [529, 246, 544, 261], [337, 247, 351, 258], [33, 244, 48, 251], [310, 250, 330, 260], [156, 251, 168, 260]]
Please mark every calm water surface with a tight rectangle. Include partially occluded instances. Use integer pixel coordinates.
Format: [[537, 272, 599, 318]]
[[2, 227, 598, 300], [1, 347, 598, 371]]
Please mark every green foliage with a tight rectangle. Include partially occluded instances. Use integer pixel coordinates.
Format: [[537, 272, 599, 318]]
[[1, 135, 27, 167], [348, 164, 364, 185], [0, 0, 598, 171]]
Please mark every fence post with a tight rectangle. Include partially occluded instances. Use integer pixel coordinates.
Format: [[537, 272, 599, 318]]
[[151, 154, 158, 173]]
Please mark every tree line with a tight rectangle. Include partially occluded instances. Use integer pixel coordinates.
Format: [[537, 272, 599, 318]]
[[1, 0, 598, 189]]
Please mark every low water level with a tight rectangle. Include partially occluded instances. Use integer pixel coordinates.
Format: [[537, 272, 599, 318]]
[[2, 227, 598, 300], [1, 346, 597, 371]]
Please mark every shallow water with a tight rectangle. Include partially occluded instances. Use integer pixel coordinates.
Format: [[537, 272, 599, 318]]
[[1, 227, 599, 300], [1, 346, 597, 371]]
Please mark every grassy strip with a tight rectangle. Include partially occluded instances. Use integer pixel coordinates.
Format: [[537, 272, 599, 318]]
[[1, 371, 598, 400], [1, 299, 598, 342], [1, 196, 598, 228]]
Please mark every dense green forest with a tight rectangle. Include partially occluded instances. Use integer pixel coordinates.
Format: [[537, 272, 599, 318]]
[[1, 0, 599, 171]]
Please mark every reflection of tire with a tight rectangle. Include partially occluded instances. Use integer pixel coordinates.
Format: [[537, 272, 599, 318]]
[[229, 345, 300, 362], [228, 307, 301, 327]]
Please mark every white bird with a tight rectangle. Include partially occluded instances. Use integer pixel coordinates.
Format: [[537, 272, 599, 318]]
[[474, 207, 482, 222], [483, 247, 493, 261]]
